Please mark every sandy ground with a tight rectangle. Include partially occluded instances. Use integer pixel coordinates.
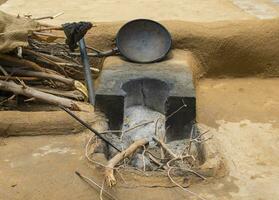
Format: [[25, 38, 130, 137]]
[[1, 0, 246, 24], [1, 0, 279, 24], [1, 78, 279, 200], [0, 0, 273, 24], [1, 0, 279, 200], [197, 78, 279, 128]]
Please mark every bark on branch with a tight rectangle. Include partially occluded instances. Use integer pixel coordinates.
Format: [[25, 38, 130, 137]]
[[0, 80, 86, 110], [0, 54, 57, 74], [105, 139, 149, 187], [6, 68, 75, 86]]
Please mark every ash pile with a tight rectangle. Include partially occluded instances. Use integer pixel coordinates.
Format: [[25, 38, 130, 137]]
[[105, 105, 202, 171]]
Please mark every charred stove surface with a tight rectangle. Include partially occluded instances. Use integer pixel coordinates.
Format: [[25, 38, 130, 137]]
[[122, 78, 169, 113]]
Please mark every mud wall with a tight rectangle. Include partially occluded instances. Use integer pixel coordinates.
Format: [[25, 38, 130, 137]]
[[86, 19, 279, 78]]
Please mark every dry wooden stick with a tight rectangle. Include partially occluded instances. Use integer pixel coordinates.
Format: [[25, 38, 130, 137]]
[[28, 51, 70, 63], [105, 138, 149, 187], [0, 76, 39, 81], [120, 120, 154, 140], [24, 49, 100, 73], [188, 126, 194, 155], [180, 168, 207, 180], [153, 136, 177, 159], [147, 153, 168, 170], [6, 68, 75, 86], [0, 54, 57, 74], [0, 65, 8, 76], [142, 145, 147, 171], [56, 63, 100, 73], [103, 121, 154, 134], [23, 49, 67, 75], [100, 180, 106, 200], [34, 87, 85, 100], [0, 80, 85, 110], [85, 135, 107, 168], [166, 155, 195, 170], [0, 94, 16, 105], [32, 12, 64, 20]]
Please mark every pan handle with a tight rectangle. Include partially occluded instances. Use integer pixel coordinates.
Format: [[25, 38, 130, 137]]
[[98, 47, 119, 57], [70, 47, 119, 57]]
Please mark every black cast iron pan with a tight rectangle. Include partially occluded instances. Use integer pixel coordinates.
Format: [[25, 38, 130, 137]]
[[72, 19, 172, 63]]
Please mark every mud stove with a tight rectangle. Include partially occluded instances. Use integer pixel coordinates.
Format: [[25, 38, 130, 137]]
[[95, 50, 204, 168]]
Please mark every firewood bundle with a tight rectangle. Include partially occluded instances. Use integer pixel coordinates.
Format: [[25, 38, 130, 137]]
[[0, 26, 100, 110]]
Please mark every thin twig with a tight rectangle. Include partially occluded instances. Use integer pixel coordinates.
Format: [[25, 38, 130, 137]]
[[115, 169, 127, 184], [167, 167, 207, 200], [23, 49, 68, 76], [0, 76, 39, 81], [187, 125, 194, 155], [191, 136, 213, 144], [166, 99, 187, 120], [85, 135, 107, 168], [120, 120, 154, 140], [183, 168, 207, 180], [0, 65, 8, 76], [33, 12, 64, 20], [0, 94, 16, 105], [24, 97, 36, 102], [100, 120, 154, 140], [153, 136, 177, 159], [124, 120, 154, 133], [170, 166, 207, 180], [142, 145, 146, 171], [166, 155, 194, 169], [100, 180, 105, 200], [148, 153, 168, 170], [154, 117, 165, 141], [190, 130, 212, 144], [194, 130, 210, 140], [75, 171, 118, 200], [145, 150, 168, 162]]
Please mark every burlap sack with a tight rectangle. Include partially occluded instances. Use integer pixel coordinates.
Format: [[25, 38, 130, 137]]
[[0, 11, 39, 53]]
